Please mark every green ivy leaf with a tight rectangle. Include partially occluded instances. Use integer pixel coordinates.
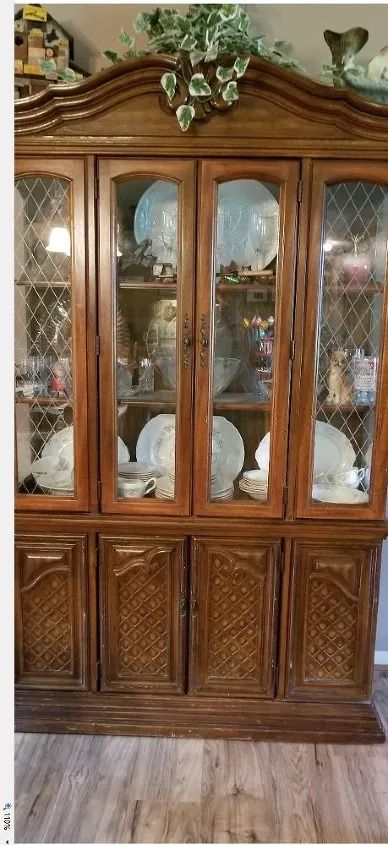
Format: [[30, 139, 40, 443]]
[[189, 73, 212, 97], [234, 56, 250, 77], [222, 80, 239, 101], [190, 50, 206, 66], [133, 12, 152, 33], [219, 5, 239, 21], [205, 43, 218, 62], [176, 104, 195, 132], [216, 65, 234, 82], [103, 49, 120, 64], [118, 28, 135, 50], [161, 72, 177, 101], [180, 33, 197, 51]]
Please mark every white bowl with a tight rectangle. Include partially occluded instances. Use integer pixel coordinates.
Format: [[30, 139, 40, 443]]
[[158, 356, 240, 395]]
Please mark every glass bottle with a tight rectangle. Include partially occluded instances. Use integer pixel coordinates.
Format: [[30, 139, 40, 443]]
[[351, 348, 377, 404]]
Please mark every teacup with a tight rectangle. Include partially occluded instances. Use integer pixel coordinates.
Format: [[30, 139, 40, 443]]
[[329, 467, 365, 489], [118, 477, 156, 498]]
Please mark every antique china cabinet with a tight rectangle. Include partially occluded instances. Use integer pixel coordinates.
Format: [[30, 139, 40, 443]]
[[14, 56, 388, 742]]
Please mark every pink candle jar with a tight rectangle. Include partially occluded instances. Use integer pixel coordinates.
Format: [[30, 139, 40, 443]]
[[342, 237, 371, 287]]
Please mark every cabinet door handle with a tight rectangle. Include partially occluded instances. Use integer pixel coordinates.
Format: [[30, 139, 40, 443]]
[[191, 597, 199, 616], [183, 314, 191, 368], [199, 314, 209, 367]]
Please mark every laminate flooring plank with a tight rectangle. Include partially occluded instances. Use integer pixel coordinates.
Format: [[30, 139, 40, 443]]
[[129, 800, 200, 843], [201, 740, 271, 799], [170, 739, 204, 802], [200, 794, 275, 844], [14, 673, 388, 844], [42, 737, 141, 844], [265, 743, 323, 843]]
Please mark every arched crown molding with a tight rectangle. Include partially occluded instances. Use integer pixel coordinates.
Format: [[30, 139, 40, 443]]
[[15, 54, 388, 141]]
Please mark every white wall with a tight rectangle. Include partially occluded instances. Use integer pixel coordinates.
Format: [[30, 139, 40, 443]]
[[13, 3, 388, 657], [14, 3, 387, 75]]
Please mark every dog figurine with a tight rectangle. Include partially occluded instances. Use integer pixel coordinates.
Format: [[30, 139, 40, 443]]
[[326, 349, 352, 405]]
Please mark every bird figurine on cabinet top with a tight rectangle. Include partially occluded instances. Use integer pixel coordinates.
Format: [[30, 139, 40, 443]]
[[326, 349, 352, 405]]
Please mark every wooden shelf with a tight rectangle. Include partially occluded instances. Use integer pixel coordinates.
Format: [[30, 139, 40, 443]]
[[118, 280, 177, 291], [15, 279, 70, 288], [213, 393, 272, 411], [216, 284, 276, 293], [118, 390, 176, 408], [326, 282, 384, 296], [15, 395, 72, 406]]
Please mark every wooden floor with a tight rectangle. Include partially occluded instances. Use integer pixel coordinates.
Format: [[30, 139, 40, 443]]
[[15, 671, 388, 844]]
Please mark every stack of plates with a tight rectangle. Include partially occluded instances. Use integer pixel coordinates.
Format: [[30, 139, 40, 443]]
[[155, 475, 175, 500], [239, 469, 268, 501], [211, 475, 234, 501], [118, 462, 161, 481]]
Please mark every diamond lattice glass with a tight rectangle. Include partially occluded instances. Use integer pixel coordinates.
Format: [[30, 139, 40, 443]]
[[312, 181, 388, 505], [15, 176, 74, 497]]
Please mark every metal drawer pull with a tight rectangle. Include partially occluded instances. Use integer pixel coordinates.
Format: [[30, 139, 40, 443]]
[[179, 595, 187, 615]]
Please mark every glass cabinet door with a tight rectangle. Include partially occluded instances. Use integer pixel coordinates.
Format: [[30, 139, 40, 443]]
[[98, 160, 195, 514], [194, 161, 299, 517], [296, 162, 388, 519], [14, 160, 89, 511]]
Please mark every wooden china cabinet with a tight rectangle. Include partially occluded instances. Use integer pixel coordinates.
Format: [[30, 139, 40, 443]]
[[14, 56, 388, 742]]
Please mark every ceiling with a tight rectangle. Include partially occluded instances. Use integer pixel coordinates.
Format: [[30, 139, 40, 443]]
[[14, 4, 387, 77]]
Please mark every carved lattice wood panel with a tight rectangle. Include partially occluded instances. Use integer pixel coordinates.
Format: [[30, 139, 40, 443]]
[[15, 535, 87, 689], [189, 538, 280, 698], [100, 537, 187, 693], [287, 541, 380, 701]]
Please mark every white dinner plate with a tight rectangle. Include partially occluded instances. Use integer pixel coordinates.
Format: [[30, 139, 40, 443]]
[[255, 421, 356, 476]]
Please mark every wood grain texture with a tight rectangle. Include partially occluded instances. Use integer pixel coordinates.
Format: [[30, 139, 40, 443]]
[[14, 56, 388, 145], [15, 535, 88, 689], [15, 671, 388, 843]]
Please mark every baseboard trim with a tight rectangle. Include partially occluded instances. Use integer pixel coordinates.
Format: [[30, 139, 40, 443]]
[[15, 690, 385, 744], [375, 651, 388, 666]]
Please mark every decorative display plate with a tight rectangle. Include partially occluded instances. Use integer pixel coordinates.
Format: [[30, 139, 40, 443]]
[[136, 414, 244, 481], [255, 421, 356, 476], [42, 425, 129, 470], [136, 414, 176, 470], [211, 416, 244, 481], [134, 179, 279, 271]]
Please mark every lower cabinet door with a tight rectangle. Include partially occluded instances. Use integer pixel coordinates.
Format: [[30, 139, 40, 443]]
[[286, 540, 381, 701], [188, 538, 281, 698], [99, 536, 187, 693], [15, 534, 88, 689]]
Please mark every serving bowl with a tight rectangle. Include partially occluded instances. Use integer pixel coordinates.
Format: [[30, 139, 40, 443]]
[[158, 356, 240, 395]]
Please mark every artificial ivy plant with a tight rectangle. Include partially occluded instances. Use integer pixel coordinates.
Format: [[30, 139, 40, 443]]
[[103, 4, 305, 131]]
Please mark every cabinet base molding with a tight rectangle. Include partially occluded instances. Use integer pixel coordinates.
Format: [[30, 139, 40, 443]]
[[15, 691, 385, 744]]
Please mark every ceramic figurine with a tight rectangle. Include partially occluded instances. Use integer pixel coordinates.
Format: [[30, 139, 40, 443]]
[[324, 27, 369, 83], [326, 349, 352, 405], [343, 71, 388, 105]]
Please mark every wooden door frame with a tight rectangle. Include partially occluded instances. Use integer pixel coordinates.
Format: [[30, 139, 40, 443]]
[[97, 158, 196, 515], [193, 159, 300, 518], [295, 160, 388, 520], [14, 158, 90, 512]]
